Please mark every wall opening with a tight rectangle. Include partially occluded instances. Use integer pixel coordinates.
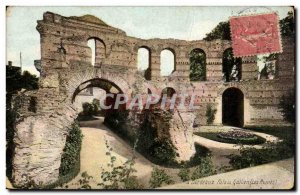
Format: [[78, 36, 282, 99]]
[[161, 87, 176, 98], [87, 38, 106, 66], [222, 87, 244, 127], [189, 49, 206, 81], [257, 54, 278, 80], [160, 49, 175, 76], [137, 47, 151, 80], [222, 48, 242, 82]]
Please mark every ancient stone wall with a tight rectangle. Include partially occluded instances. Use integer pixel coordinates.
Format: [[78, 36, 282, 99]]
[[11, 12, 295, 186]]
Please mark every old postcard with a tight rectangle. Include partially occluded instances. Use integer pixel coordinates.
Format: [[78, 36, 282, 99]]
[[6, 6, 295, 190]]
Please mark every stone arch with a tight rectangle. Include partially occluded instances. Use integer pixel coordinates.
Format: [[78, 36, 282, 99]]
[[222, 87, 244, 127], [137, 46, 151, 80], [161, 87, 176, 98], [71, 78, 124, 103], [189, 48, 206, 81], [160, 48, 176, 76], [87, 37, 106, 66], [218, 84, 248, 98], [66, 68, 131, 102]]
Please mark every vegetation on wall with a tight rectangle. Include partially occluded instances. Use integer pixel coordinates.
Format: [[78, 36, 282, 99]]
[[206, 104, 217, 125], [58, 122, 83, 180]]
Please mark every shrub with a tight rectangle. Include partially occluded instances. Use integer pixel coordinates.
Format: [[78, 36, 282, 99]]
[[178, 168, 190, 182], [59, 122, 83, 177], [82, 102, 95, 116], [206, 104, 217, 125], [149, 167, 174, 188], [98, 140, 143, 189], [279, 92, 295, 124], [151, 139, 177, 166], [229, 139, 295, 170], [77, 172, 93, 189], [191, 156, 216, 180]]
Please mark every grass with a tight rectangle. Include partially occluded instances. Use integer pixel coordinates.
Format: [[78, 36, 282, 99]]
[[244, 126, 295, 140], [194, 132, 266, 145]]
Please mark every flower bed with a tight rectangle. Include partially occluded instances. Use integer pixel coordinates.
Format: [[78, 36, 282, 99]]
[[195, 129, 266, 145], [217, 130, 257, 141]]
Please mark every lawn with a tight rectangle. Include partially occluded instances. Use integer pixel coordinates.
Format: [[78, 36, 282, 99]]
[[194, 132, 266, 145]]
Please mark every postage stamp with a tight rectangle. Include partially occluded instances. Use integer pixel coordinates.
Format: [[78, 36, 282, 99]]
[[229, 12, 282, 57]]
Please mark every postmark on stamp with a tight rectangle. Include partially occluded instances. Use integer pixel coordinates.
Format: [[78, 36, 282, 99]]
[[229, 12, 282, 57]]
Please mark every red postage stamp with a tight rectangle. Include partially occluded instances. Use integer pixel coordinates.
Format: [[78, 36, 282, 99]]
[[229, 12, 282, 57]]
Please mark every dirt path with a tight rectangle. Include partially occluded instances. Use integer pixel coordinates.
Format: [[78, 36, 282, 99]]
[[60, 117, 154, 189]]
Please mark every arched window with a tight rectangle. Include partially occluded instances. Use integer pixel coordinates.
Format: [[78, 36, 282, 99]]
[[87, 38, 106, 66], [222, 48, 242, 82], [189, 49, 206, 81], [160, 49, 175, 76], [161, 87, 176, 98], [87, 39, 96, 66], [137, 47, 150, 71], [137, 47, 151, 80]]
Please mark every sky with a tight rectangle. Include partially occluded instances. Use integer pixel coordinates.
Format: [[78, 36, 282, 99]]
[[6, 6, 293, 76]]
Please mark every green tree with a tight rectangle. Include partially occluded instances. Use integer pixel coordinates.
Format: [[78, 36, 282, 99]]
[[280, 11, 295, 37], [189, 49, 206, 81], [204, 21, 231, 41], [278, 91, 295, 124], [222, 48, 242, 82], [21, 71, 39, 90]]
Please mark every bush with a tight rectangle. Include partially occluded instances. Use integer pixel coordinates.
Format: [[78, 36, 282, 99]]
[[151, 139, 177, 166], [82, 102, 95, 116], [149, 167, 174, 188], [279, 92, 295, 124], [98, 140, 143, 189], [206, 104, 217, 125], [191, 156, 216, 180], [59, 122, 83, 177], [229, 140, 295, 170], [178, 168, 190, 182]]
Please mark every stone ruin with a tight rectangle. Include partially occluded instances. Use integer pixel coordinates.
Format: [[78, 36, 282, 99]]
[[10, 12, 295, 186]]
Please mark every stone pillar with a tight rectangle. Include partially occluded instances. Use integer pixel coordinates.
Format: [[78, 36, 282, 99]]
[[241, 56, 257, 81], [149, 109, 196, 162], [150, 51, 161, 81]]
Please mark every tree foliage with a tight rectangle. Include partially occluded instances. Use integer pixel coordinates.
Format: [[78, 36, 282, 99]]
[[222, 48, 242, 82], [279, 91, 295, 124], [189, 49, 206, 81], [280, 11, 295, 37], [204, 21, 231, 41]]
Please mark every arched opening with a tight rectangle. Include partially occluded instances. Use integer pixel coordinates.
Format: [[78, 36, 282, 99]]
[[222, 87, 244, 127], [72, 78, 122, 103], [87, 38, 106, 67], [189, 49, 206, 81], [137, 47, 151, 80], [222, 48, 242, 82], [160, 49, 175, 76], [161, 87, 176, 98]]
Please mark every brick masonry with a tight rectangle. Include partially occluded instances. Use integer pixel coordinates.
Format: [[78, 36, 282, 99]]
[[11, 12, 295, 186]]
